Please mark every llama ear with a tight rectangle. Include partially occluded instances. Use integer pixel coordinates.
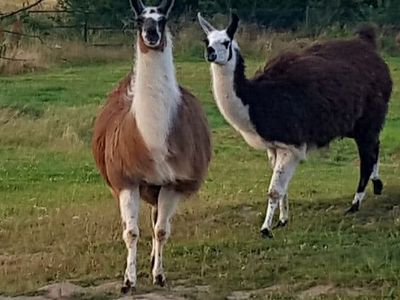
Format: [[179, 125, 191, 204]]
[[226, 13, 239, 40], [158, 0, 175, 17], [198, 13, 216, 35], [130, 0, 145, 17]]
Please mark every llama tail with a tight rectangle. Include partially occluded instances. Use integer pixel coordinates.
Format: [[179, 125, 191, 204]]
[[356, 25, 377, 49]]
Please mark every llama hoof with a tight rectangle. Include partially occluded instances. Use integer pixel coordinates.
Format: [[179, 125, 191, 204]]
[[345, 203, 359, 215], [121, 280, 135, 294], [274, 220, 288, 229], [260, 228, 273, 239], [154, 274, 166, 287], [372, 179, 383, 195]]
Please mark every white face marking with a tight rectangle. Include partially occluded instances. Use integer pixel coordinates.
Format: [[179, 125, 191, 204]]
[[143, 7, 163, 20], [207, 30, 232, 65], [140, 7, 165, 48], [119, 188, 141, 287]]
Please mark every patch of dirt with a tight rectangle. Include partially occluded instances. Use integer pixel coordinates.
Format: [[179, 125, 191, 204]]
[[298, 284, 368, 299], [0, 282, 210, 300], [87, 281, 122, 294], [0, 297, 48, 300], [226, 285, 291, 300], [118, 294, 186, 300], [0, 282, 369, 300], [226, 284, 369, 299], [38, 282, 85, 299], [298, 284, 335, 299]]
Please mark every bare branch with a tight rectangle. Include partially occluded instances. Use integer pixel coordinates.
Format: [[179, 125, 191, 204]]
[[0, 56, 32, 62], [2, 29, 48, 46], [0, 0, 45, 20]]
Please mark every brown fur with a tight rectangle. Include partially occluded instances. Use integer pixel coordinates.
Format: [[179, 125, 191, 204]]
[[396, 32, 400, 48], [92, 73, 211, 205]]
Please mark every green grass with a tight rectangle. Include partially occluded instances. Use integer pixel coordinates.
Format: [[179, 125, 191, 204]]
[[0, 57, 399, 299]]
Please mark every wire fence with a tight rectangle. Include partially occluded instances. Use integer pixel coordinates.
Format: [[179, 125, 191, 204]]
[[26, 10, 129, 44]]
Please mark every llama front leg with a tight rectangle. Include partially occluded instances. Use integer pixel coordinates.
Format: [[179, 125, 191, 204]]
[[261, 148, 300, 238], [152, 187, 180, 286], [119, 188, 141, 294], [275, 193, 289, 228], [267, 148, 289, 229]]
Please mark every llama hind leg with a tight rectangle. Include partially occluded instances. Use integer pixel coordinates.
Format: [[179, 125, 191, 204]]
[[119, 188, 141, 293], [347, 139, 378, 214], [152, 187, 181, 286], [150, 206, 157, 272], [261, 148, 300, 238], [267, 148, 289, 229], [371, 141, 383, 195]]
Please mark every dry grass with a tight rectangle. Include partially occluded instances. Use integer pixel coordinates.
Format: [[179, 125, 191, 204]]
[[0, 16, 396, 75], [0, 43, 49, 74], [51, 41, 132, 65], [0, 0, 58, 12], [173, 20, 316, 62], [0, 39, 132, 74], [0, 105, 94, 151]]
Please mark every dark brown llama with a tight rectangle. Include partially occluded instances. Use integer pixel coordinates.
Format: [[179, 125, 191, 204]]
[[92, 0, 211, 292], [198, 13, 392, 238]]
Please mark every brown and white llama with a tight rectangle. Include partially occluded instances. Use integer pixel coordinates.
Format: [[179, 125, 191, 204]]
[[198, 13, 392, 238], [92, 0, 211, 292]]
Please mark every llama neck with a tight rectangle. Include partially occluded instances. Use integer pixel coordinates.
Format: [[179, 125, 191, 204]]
[[210, 46, 253, 133], [131, 31, 181, 155]]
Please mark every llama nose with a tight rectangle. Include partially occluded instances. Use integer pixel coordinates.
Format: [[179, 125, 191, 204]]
[[207, 53, 217, 62], [146, 29, 159, 45], [207, 47, 217, 62]]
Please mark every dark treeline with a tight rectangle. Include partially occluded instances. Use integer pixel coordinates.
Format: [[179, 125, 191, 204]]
[[58, 0, 399, 29]]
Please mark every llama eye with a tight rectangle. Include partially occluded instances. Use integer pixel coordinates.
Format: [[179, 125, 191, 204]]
[[222, 41, 230, 48], [203, 38, 209, 45]]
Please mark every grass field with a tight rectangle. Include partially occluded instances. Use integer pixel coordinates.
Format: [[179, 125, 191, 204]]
[[0, 56, 400, 299]]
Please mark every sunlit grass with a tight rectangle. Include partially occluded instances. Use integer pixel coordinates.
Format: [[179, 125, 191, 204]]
[[0, 57, 399, 298]]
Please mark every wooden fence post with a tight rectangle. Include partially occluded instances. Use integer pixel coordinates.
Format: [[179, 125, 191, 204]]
[[83, 11, 89, 43], [305, 5, 310, 32]]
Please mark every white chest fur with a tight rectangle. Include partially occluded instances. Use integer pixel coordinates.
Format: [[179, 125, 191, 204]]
[[131, 33, 181, 183], [211, 56, 269, 151]]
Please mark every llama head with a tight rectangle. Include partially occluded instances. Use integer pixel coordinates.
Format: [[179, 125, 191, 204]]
[[130, 0, 175, 49], [198, 13, 239, 65]]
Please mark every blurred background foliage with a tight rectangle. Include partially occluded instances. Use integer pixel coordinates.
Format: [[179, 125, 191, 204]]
[[57, 0, 400, 30]]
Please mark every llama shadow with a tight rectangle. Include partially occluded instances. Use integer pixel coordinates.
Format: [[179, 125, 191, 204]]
[[337, 184, 400, 223], [291, 184, 400, 225]]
